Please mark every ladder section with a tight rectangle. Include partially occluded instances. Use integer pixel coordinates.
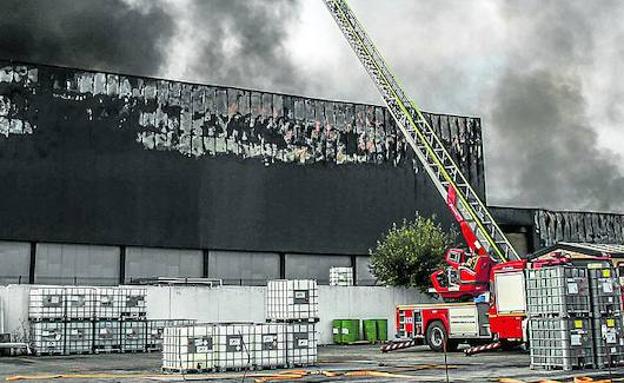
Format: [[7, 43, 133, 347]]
[[323, 0, 519, 262]]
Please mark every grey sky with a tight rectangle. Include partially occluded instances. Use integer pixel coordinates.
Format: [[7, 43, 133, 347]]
[[1, 0, 623, 212]]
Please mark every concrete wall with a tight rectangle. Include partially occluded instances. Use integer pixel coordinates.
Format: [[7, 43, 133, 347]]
[[0, 285, 30, 339], [145, 285, 428, 344], [0, 284, 430, 345]]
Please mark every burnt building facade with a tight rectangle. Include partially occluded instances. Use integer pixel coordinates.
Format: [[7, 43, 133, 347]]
[[0, 60, 621, 286]]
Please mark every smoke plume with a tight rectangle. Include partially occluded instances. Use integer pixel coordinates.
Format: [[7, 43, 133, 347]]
[[0, 0, 174, 75], [1, 0, 623, 212], [486, 0, 624, 212], [162, 0, 300, 93]]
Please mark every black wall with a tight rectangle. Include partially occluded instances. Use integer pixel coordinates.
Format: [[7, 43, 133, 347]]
[[0, 61, 485, 255]]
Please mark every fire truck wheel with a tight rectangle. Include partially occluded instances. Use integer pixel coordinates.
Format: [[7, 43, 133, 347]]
[[426, 321, 458, 352]]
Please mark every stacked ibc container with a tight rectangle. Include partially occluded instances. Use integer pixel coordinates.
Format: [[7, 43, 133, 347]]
[[95, 287, 147, 353], [29, 288, 66, 356], [92, 287, 120, 353], [162, 279, 318, 374], [119, 288, 147, 353], [29, 286, 149, 355], [526, 265, 594, 370], [588, 264, 624, 368], [266, 279, 318, 367], [29, 287, 95, 356]]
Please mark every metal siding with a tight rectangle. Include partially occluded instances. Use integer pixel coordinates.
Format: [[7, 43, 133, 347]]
[[355, 255, 376, 286], [535, 209, 624, 248], [0, 241, 30, 284], [285, 254, 351, 284], [35, 243, 119, 285], [0, 61, 485, 255], [125, 247, 202, 282], [207, 250, 279, 285]]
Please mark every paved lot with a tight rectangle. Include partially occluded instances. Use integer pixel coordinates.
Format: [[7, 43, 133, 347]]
[[1, 345, 623, 382]]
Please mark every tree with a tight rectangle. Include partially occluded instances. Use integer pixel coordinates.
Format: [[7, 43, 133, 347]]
[[369, 216, 454, 291]]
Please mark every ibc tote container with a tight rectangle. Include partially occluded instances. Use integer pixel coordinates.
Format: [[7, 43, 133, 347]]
[[30, 321, 64, 356], [94, 287, 120, 319], [214, 323, 254, 370], [64, 321, 93, 355], [147, 319, 196, 351], [162, 324, 215, 372], [65, 287, 95, 320], [329, 267, 354, 286], [588, 267, 622, 316], [93, 320, 121, 353], [593, 316, 624, 369], [29, 287, 65, 320], [529, 317, 594, 371], [286, 323, 317, 366], [121, 320, 147, 352], [266, 280, 319, 321], [525, 265, 591, 317], [118, 287, 147, 319], [253, 323, 286, 368]]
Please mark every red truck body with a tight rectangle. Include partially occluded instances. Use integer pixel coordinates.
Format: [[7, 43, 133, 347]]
[[395, 259, 528, 352]]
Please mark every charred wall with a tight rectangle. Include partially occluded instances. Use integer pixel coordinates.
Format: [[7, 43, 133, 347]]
[[535, 209, 624, 248], [0, 61, 485, 255]]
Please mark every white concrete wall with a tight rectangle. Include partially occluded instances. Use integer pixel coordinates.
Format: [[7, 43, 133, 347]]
[[0, 284, 431, 345], [0, 285, 31, 341], [317, 286, 429, 343], [145, 286, 266, 324]]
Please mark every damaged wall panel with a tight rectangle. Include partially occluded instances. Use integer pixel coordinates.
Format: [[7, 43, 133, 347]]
[[0, 61, 486, 255], [534, 209, 624, 248]]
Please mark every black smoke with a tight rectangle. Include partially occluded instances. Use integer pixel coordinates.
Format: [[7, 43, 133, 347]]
[[489, 70, 624, 211], [0, 0, 174, 75], [177, 0, 300, 92], [486, 0, 624, 212], [1, 0, 623, 212]]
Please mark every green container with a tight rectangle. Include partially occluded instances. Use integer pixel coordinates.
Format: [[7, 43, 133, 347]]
[[363, 319, 378, 343], [376, 319, 388, 342], [341, 319, 360, 344], [332, 319, 360, 344], [331, 319, 342, 344]]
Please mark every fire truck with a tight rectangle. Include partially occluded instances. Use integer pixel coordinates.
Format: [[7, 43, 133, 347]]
[[321, 0, 533, 354]]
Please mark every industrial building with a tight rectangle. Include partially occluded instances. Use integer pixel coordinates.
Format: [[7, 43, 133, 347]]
[[1, 60, 623, 287]]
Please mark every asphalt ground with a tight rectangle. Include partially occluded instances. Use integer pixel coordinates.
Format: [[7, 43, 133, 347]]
[[1, 344, 623, 383]]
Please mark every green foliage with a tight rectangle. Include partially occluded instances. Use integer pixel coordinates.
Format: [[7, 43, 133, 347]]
[[369, 216, 454, 291]]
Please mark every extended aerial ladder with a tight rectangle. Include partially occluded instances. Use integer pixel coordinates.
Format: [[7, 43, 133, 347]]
[[322, 1, 520, 298]]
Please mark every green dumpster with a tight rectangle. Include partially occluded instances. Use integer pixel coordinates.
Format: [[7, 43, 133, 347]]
[[340, 319, 360, 344], [362, 319, 378, 343], [362, 319, 388, 343], [332, 319, 360, 344], [331, 319, 342, 344], [376, 319, 388, 342]]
